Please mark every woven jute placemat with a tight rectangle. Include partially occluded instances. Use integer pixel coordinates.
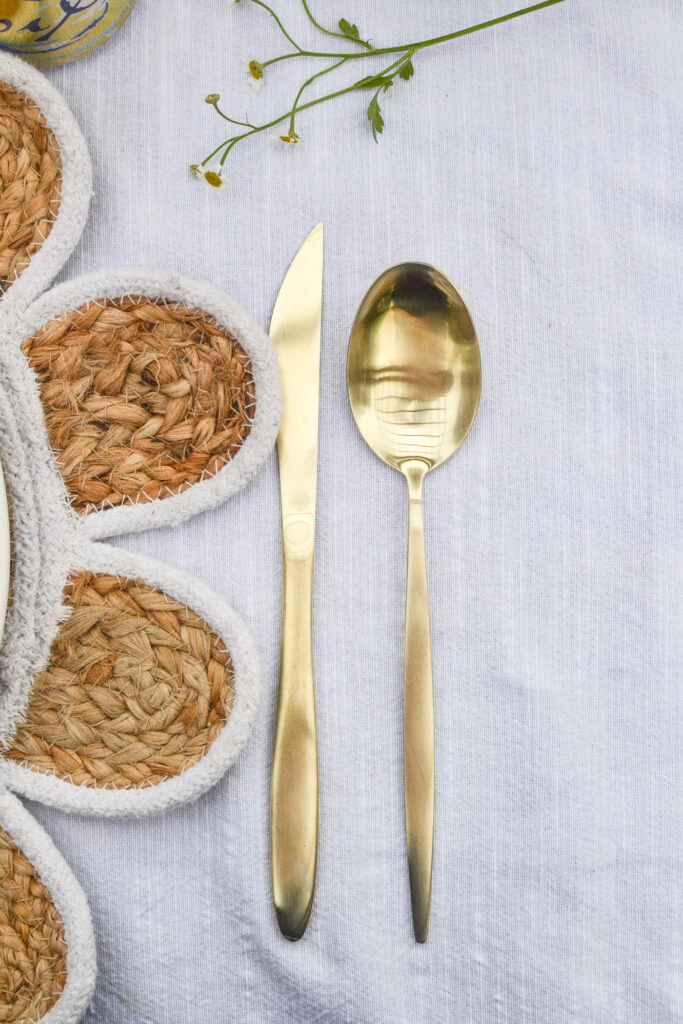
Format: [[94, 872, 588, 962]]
[[6, 571, 235, 789], [23, 296, 256, 514], [0, 825, 67, 1022], [0, 80, 61, 294]]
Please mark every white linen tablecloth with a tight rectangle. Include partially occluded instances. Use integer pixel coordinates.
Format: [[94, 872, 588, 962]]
[[29, 0, 682, 1020]]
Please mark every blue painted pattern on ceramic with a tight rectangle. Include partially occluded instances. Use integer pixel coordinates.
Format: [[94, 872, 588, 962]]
[[0, 0, 136, 64]]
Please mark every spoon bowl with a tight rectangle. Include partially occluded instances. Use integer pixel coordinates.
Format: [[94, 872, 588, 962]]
[[347, 263, 481, 474], [347, 263, 481, 942]]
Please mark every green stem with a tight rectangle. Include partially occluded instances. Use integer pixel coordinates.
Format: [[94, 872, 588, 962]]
[[409, 0, 566, 53], [206, 49, 418, 164], [202, 136, 240, 166], [341, 0, 566, 58], [262, 48, 395, 66], [218, 137, 244, 166], [250, 0, 304, 52], [212, 103, 255, 130], [207, 77, 390, 162], [288, 57, 348, 135], [261, 52, 304, 70], [360, 49, 412, 82], [286, 49, 407, 136], [248, 0, 565, 65], [299, 0, 373, 50]]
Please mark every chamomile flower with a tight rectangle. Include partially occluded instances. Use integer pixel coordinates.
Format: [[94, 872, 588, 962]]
[[279, 132, 300, 145], [191, 163, 225, 190], [204, 171, 225, 189], [242, 56, 264, 91]]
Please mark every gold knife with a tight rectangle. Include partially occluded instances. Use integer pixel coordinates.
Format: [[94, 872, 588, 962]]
[[270, 223, 323, 941]]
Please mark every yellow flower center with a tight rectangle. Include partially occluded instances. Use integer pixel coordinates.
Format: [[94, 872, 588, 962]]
[[249, 60, 263, 80], [204, 171, 223, 188]]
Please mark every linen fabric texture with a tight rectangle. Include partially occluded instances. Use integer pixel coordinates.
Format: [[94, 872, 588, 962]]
[[16, 1, 682, 1022]]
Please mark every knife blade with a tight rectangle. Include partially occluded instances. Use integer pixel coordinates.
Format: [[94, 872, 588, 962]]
[[269, 223, 323, 941]]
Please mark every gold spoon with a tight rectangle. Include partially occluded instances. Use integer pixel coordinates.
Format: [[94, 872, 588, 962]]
[[347, 263, 481, 942]]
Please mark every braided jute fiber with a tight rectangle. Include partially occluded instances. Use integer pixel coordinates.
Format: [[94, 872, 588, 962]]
[[23, 296, 256, 514], [0, 81, 61, 294], [0, 826, 67, 1022], [5, 571, 235, 789]]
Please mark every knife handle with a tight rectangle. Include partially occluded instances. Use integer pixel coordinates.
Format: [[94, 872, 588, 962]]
[[402, 461, 434, 943], [270, 546, 318, 941]]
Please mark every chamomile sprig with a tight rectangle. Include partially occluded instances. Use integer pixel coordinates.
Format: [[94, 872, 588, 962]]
[[193, 0, 565, 189]]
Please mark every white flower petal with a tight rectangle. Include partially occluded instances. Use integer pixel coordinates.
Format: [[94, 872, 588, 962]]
[[241, 55, 264, 90]]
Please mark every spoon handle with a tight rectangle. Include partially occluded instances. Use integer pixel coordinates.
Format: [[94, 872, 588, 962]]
[[403, 461, 435, 943]]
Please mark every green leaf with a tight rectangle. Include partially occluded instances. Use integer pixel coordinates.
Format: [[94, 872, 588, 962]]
[[356, 74, 393, 90], [398, 58, 414, 81], [367, 94, 384, 142], [338, 18, 360, 40]]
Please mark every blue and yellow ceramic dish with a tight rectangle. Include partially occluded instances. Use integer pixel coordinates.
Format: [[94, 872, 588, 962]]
[[0, 0, 136, 66]]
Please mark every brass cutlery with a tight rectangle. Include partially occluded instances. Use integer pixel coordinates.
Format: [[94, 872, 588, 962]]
[[347, 263, 481, 941], [270, 224, 324, 941]]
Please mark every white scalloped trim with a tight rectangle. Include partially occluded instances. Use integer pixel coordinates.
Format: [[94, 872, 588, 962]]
[[0, 53, 90, 744], [0, 785, 96, 1023], [0, 540, 261, 817], [0, 329, 77, 745], [15, 269, 282, 539], [0, 52, 92, 314], [0, 61, 270, 816]]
